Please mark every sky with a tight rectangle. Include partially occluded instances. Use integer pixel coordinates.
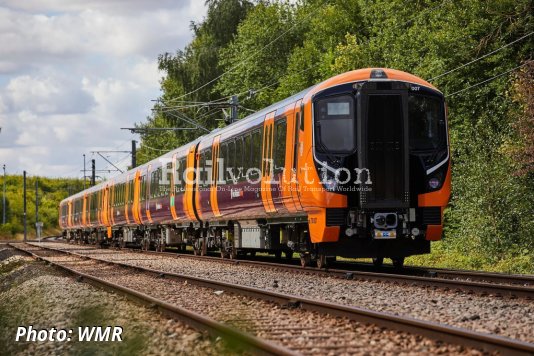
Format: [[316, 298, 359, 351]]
[[0, 0, 207, 178]]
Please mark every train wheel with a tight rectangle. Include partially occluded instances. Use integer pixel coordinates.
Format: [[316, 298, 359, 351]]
[[372, 257, 384, 268], [300, 254, 311, 267], [316, 254, 327, 269], [392, 257, 405, 269]]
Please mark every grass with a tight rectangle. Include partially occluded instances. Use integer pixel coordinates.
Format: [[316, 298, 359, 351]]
[[406, 240, 534, 274]]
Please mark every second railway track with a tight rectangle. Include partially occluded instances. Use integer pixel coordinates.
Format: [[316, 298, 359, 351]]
[[12, 242, 534, 355], [46, 238, 534, 297]]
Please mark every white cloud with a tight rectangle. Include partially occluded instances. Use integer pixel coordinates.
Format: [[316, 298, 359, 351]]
[[0, 0, 207, 177], [5, 74, 94, 114]]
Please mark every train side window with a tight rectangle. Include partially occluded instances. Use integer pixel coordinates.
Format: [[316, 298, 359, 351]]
[[251, 129, 262, 179], [299, 106, 304, 131], [165, 163, 172, 196], [150, 171, 156, 199], [235, 137, 243, 179], [275, 118, 287, 172], [199, 150, 205, 187], [159, 167, 164, 197], [140, 176, 145, 201], [227, 140, 235, 181], [203, 149, 212, 187], [293, 111, 300, 171], [175, 158, 182, 193], [156, 168, 161, 197], [263, 125, 271, 176], [180, 157, 187, 191], [243, 133, 251, 172], [155, 168, 160, 197], [220, 143, 227, 184]]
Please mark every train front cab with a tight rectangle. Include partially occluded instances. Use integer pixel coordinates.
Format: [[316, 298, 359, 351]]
[[300, 68, 451, 265]]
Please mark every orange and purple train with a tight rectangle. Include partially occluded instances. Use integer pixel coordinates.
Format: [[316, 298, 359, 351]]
[[60, 68, 451, 268]]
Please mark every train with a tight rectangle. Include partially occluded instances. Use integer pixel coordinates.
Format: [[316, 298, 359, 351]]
[[59, 68, 451, 268]]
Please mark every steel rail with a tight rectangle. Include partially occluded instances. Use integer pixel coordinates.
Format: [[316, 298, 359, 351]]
[[19, 242, 534, 356], [9, 243, 296, 356], [39, 240, 534, 297], [49, 240, 534, 286], [115, 247, 534, 299]]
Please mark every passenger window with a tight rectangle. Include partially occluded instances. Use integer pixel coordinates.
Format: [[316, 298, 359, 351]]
[[263, 125, 271, 176], [179, 158, 186, 191], [204, 149, 212, 187], [228, 140, 235, 181], [243, 134, 251, 171], [275, 119, 287, 172], [235, 137, 243, 179], [220, 143, 227, 183], [251, 130, 262, 178]]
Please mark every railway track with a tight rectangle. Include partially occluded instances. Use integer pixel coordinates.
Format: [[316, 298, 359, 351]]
[[112, 245, 534, 299], [48, 237, 534, 291], [11, 242, 534, 355]]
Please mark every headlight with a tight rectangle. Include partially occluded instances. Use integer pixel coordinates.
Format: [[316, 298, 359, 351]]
[[324, 178, 338, 191], [428, 177, 440, 189]]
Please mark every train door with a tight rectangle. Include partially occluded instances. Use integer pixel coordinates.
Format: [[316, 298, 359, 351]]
[[184, 144, 199, 221], [170, 153, 178, 220], [291, 99, 304, 210], [210, 136, 222, 217], [109, 181, 115, 226], [82, 194, 87, 226], [125, 174, 130, 224], [133, 170, 142, 224], [146, 164, 153, 224], [67, 199, 73, 228], [96, 190, 102, 226], [102, 185, 109, 227], [261, 112, 277, 213]]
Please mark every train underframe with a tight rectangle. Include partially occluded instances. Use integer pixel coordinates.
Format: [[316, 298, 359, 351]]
[[63, 209, 431, 269]]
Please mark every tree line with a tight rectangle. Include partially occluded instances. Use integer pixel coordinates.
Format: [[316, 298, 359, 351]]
[[137, 0, 533, 272]]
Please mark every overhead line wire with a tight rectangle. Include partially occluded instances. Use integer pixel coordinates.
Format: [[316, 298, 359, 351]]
[[445, 62, 528, 97], [429, 31, 534, 82], [167, 0, 330, 103]]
